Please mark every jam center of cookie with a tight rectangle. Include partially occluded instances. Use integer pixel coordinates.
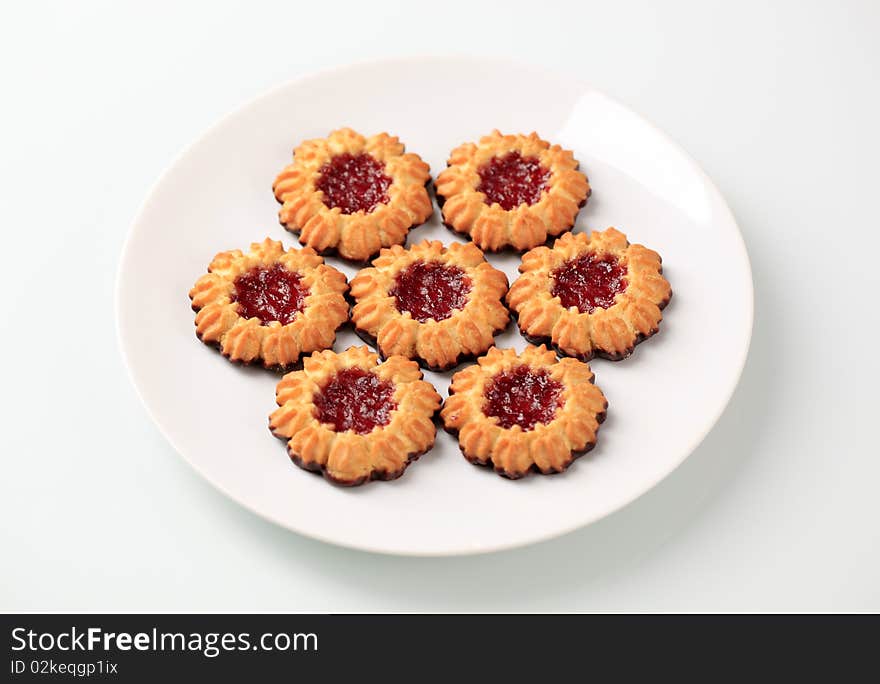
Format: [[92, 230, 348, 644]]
[[390, 261, 472, 323], [477, 151, 550, 210], [316, 153, 392, 214], [313, 368, 397, 434], [232, 264, 308, 325], [483, 366, 564, 431], [552, 253, 628, 313]]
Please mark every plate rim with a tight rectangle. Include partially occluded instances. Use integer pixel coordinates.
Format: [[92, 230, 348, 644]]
[[115, 55, 754, 557]]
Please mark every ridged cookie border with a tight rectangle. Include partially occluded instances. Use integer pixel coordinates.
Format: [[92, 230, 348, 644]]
[[273, 128, 433, 263], [507, 228, 672, 361], [435, 131, 590, 252], [441, 345, 608, 479], [350, 240, 510, 372], [269, 346, 442, 486], [189, 238, 349, 371]]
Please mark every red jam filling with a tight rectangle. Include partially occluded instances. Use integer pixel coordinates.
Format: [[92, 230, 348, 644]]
[[477, 151, 550, 210], [552, 253, 627, 313], [483, 366, 564, 431], [389, 261, 472, 323], [316, 153, 392, 214], [232, 264, 308, 325], [313, 368, 397, 434]]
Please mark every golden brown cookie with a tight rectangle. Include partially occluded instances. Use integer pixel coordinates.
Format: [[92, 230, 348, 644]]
[[441, 345, 607, 479], [269, 346, 442, 486], [507, 228, 672, 361], [435, 130, 590, 252], [350, 240, 509, 371], [189, 238, 349, 370], [273, 128, 433, 262]]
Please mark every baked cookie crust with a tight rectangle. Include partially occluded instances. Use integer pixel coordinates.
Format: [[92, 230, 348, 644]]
[[507, 228, 672, 361], [189, 238, 349, 370], [269, 346, 442, 486], [350, 240, 509, 372], [273, 128, 433, 262], [435, 130, 590, 252], [441, 345, 607, 479]]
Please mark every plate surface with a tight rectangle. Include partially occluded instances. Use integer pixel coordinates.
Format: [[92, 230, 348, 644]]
[[117, 57, 752, 556]]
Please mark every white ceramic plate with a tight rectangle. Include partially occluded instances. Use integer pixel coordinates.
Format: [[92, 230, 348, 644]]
[[117, 57, 752, 556]]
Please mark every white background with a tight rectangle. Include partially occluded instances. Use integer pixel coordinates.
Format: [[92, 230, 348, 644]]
[[2, 0, 878, 611]]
